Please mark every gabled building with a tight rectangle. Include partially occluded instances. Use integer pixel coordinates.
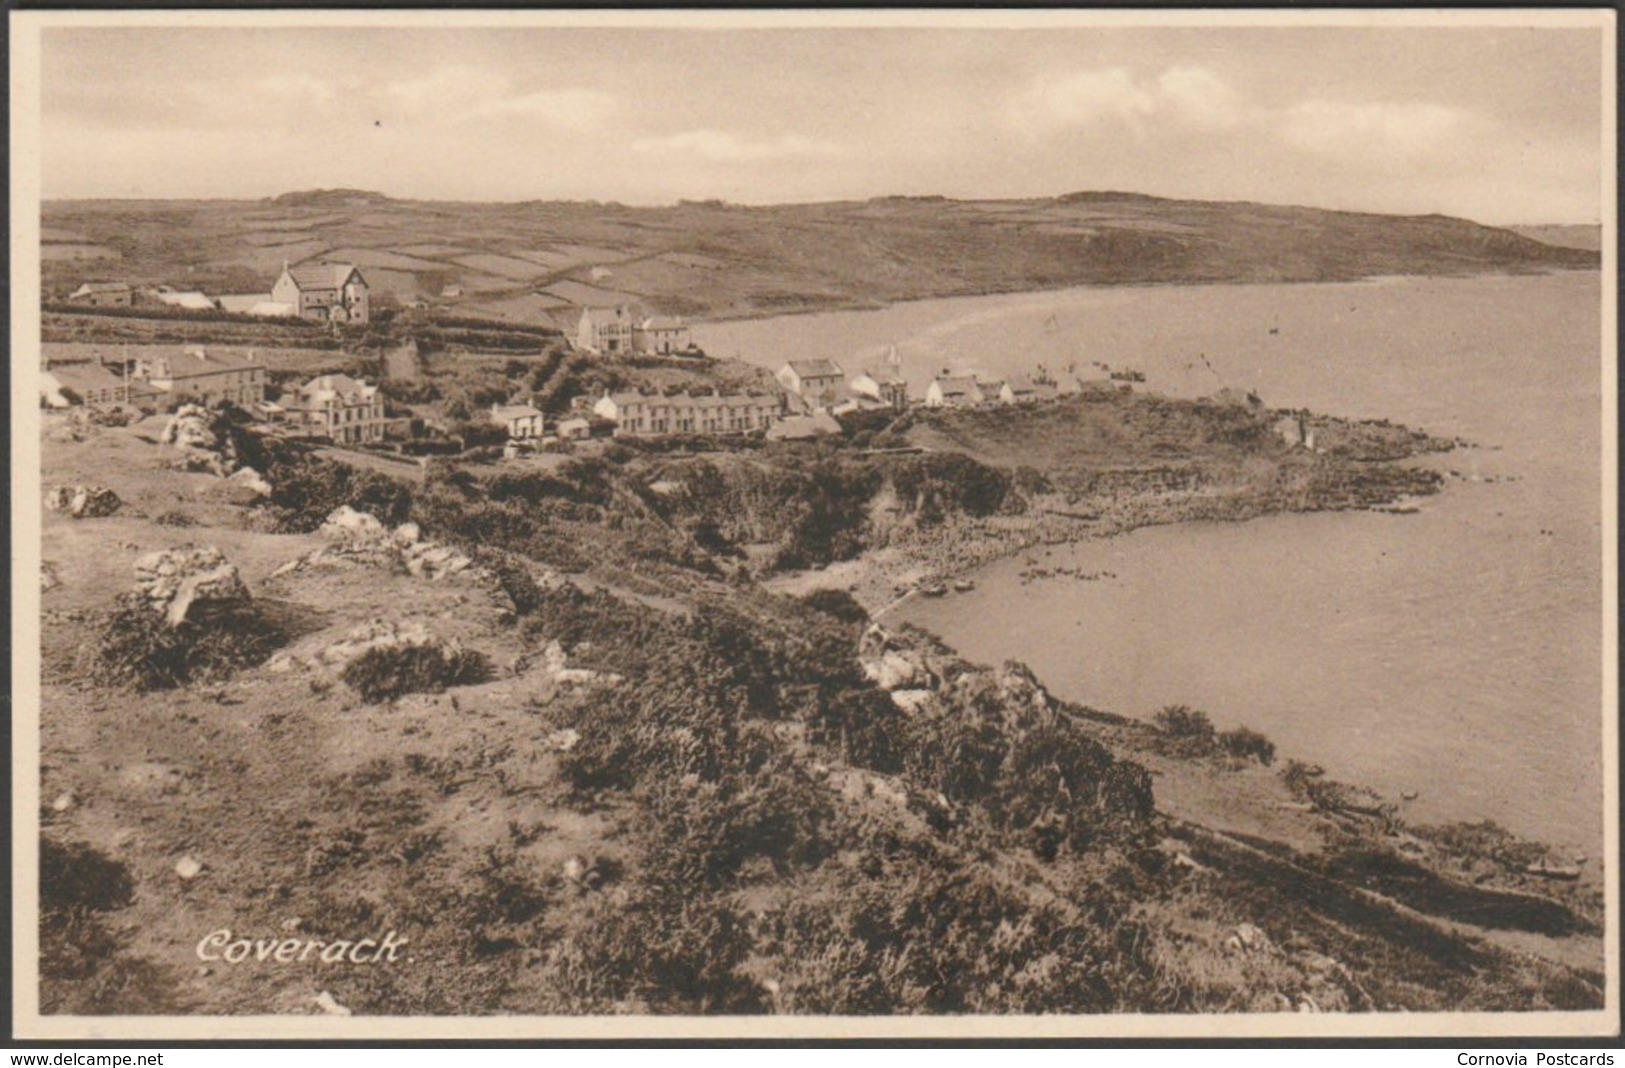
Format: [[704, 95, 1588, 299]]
[[776, 359, 845, 410], [490, 402, 545, 440], [279, 373, 386, 445], [634, 315, 694, 356], [129, 346, 266, 408], [272, 262, 369, 324], [48, 362, 137, 408], [851, 367, 909, 411], [575, 305, 639, 354], [999, 375, 1059, 405], [924, 375, 985, 409], [69, 282, 133, 307]]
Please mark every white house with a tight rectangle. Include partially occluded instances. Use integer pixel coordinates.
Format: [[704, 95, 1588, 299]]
[[634, 315, 694, 356], [850, 369, 908, 411], [999, 375, 1059, 405], [271, 262, 369, 324], [575, 305, 639, 354], [279, 373, 386, 445], [776, 359, 845, 409], [69, 282, 133, 307], [557, 416, 592, 441], [490, 402, 545, 440], [924, 375, 985, 408]]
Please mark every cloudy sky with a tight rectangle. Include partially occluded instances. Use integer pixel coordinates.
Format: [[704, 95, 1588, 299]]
[[38, 19, 1607, 223]]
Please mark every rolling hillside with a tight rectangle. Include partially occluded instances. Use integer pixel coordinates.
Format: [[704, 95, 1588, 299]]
[[42, 189, 1598, 325]]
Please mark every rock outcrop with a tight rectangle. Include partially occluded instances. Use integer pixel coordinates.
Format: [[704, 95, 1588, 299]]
[[315, 619, 458, 671], [44, 484, 122, 519], [858, 624, 936, 691], [159, 404, 236, 476], [133, 545, 250, 627], [272, 506, 474, 582]]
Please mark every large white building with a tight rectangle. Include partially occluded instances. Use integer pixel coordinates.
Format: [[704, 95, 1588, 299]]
[[128, 347, 267, 408], [279, 373, 386, 444], [272, 262, 370, 324]]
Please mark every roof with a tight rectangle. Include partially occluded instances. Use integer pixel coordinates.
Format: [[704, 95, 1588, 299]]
[[50, 363, 127, 392], [298, 373, 377, 403], [1004, 375, 1057, 396], [557, 415, 591, 428], [491, 403, 544, 422], [932, 375, 981, 396], [581, 304, 637, 321], [143, 347, 262, 376], [785, 359, 843, 379], [283, 262, 362, 290], [155, 291, 216, 311], [71, 282, 131, 295], [859, 366, 907, 386], [640, 315, 686, 330], [215, 293, 270, 313]]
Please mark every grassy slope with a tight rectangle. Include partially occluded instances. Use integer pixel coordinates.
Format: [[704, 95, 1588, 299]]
[[38, 402, 1603, 1018], [43, 191, 1599, 322]]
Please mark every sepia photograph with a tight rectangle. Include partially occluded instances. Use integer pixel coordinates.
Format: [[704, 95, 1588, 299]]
[[10, 8, 1617, 1041]]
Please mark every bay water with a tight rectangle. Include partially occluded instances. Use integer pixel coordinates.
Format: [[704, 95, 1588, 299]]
[[693, 272, 1606, 852]]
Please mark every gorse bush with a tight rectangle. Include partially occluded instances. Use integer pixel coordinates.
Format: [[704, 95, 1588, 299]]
[[1154, 704, 1216, 740], [339, 643, 489, 703], [1219, 726, 1277, 766], [86, 594, 285, 692]]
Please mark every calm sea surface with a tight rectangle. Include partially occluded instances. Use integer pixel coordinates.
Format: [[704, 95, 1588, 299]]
[[693, 273, 1606, 852]]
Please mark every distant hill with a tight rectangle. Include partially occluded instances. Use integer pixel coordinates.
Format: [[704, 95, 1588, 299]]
[[42, 190, 1599, 322], [269, 188, 394, 208], [1506, 224, 1603, 252]]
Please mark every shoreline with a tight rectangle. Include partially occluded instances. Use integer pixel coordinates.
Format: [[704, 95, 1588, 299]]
[[691, 265, 1599, 327]]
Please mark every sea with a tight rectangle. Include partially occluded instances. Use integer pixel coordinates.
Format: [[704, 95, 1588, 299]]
[[691, 272, 1607, 854]]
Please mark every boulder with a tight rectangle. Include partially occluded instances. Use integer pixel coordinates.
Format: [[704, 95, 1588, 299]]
[[44, 484, 122, 518], [890, 689, 934, 713], [228, 466, 273, 497], [320, 505, 389, 547], [133, 546, 250, 627], [160, 404, 218, 450], [863, 650, 928, 691]]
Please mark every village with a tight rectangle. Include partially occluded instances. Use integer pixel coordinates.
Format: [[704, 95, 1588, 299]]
[[44, 259, 1221, 467]]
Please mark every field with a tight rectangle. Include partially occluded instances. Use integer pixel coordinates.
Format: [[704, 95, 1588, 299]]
[[42, 189, 1597, 326]]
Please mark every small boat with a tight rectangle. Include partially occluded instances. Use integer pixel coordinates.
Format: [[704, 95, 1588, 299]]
[[1401, 790, 1420, 801], [1525, 857, 1583, 881], [920, 584, 948, 598], [952, 579, 976, 593]]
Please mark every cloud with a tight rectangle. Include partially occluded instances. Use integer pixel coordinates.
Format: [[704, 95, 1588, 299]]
[[378, 66, 617, 128], [1017, 64, 1485, 172], [1019, 67, 1157, 132], [631, 129, 845, 163], [1279, 100, 1475, 162], [470, 88, 619, 129], [1015, 64, 1255, 139], [1156, 66, 1246, 130]]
